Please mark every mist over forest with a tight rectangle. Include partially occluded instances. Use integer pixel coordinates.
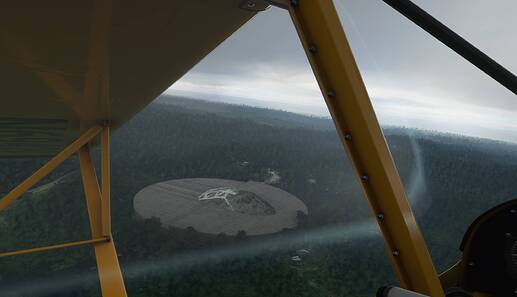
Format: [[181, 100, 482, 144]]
[[1, 96, 517, 297]]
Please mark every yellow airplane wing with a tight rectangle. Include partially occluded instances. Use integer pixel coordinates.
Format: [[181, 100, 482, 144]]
[[0, 0, 266, 157]]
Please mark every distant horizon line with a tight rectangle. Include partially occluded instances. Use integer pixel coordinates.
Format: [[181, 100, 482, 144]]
[[157, 93, 517, 146]]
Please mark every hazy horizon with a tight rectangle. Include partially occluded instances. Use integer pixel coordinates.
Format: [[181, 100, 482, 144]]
[[158, 94, 517, 145], [165, 0, 517, 143]]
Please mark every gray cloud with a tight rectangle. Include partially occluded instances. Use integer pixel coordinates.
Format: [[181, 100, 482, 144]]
[[166, 0, 517, 141]]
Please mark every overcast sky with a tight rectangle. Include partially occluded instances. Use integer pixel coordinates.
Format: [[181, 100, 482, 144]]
[[165, 0, 517, 142]]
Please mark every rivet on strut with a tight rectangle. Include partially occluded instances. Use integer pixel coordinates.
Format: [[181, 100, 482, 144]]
[[246, 0, 256, 8], [308, 44, 317, 53]]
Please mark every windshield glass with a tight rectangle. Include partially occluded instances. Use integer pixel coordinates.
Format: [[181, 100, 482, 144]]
[[2, 1, 516, 296], [335, 0, 517, 272]]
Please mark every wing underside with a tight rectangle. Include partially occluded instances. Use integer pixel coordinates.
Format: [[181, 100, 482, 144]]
[[0, 0, 264, 157]]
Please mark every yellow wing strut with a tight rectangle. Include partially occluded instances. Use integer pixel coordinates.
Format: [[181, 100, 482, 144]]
[[282, 0, 444, 295], [0, 125, 127, 297], [0, 126, 102, 212], [79, 140, 127, 297]]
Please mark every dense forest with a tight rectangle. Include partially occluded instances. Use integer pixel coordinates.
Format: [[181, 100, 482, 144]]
[[1, 96, 517, 297]]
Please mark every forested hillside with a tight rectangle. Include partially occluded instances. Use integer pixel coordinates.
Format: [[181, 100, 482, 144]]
[[1, 96, 517, 297]]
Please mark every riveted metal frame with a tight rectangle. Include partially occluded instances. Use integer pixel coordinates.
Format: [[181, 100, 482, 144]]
[[280, 0, 444, 295]]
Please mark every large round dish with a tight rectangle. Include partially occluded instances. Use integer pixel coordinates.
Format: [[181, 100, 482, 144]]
[[134, 178, 308, 236]]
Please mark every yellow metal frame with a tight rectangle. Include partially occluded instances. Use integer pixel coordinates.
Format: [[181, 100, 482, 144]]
[[284, 0, 444, 296], [0, 238, 109, 258], [0, 126, 102, 212], [79, 137, 127, 297], [0, 125, 127, 297]]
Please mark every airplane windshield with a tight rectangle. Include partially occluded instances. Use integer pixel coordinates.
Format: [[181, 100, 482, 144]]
[[1, 1, 516, 297], [335, 0, 517, 273]]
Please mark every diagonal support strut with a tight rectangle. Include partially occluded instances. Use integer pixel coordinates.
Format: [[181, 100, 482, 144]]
[[0, 125, 102, 212], [79, 143, 127, 297], [281, 0, 445, 296]]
